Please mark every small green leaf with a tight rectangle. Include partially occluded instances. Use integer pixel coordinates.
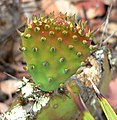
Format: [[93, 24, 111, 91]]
[[89, 79, 117, 120], [67, 85, 95, 120], [98, 95, 117, 120], [83, 111, 95, 120]]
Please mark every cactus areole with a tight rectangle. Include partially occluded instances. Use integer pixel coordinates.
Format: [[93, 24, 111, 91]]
[[21, 13, 95, 91]]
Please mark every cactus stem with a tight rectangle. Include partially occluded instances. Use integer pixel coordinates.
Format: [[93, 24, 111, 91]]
[[68, 45, 74, 50], [70, 27, 76, 33], [89, 45, 95, 50], [72, 35, 78, 40], [78, 29, 84, 36], [43, 61, 49, 67], [77, 52, 82, 57], [64, 69, 69, 74], [31, 65, 35, 70], [33, 19, 38, 24], [55, 27, 61, 31], [24, 34, 31, 39], [62, 30, 68, 36], [38, 84, 41, 87], [21, 47, 26, 51], [48, 77, 53, 82], [86, 29, 94, 39], [59, 83, 64, 87], [57, 37, 63, 42], [36, 21, 42, 26], [82, 40, 88, 45], [40, 37, 46, 42], [23, 66, 28, 71], [60, 58, 65, 63], [32, 47, 38, 52], [80, 62, 86, 66], [27, 24, 32, 29], [49, 31, 55, 36], [44, 24, 50, 30], [50, 47, 56, 52], [34, 27, 40, 32]]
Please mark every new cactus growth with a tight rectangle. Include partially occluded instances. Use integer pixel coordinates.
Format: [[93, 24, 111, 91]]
[[21, 13, 94, 91]]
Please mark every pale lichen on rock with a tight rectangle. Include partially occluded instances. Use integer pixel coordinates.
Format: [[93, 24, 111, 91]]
[[3, 104, 27, 120]]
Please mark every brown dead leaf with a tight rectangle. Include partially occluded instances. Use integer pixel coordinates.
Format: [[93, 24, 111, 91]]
[[0, 80, 20, 99], [0, 72, 6, 81], [41, 0, 59, 15], [106, 75, 117, 107], [0, 102, 9, 113], [75, 0, 106, 19], [41, 0, 78, 16]]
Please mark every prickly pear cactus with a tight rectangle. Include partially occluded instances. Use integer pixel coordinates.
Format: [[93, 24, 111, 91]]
[[21, 13, 94, 91], [3, 12, 115, 120]]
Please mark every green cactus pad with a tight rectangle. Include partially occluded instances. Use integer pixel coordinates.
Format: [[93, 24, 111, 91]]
[[36, 80, 80, 120], [21, 13, 94, 91]]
